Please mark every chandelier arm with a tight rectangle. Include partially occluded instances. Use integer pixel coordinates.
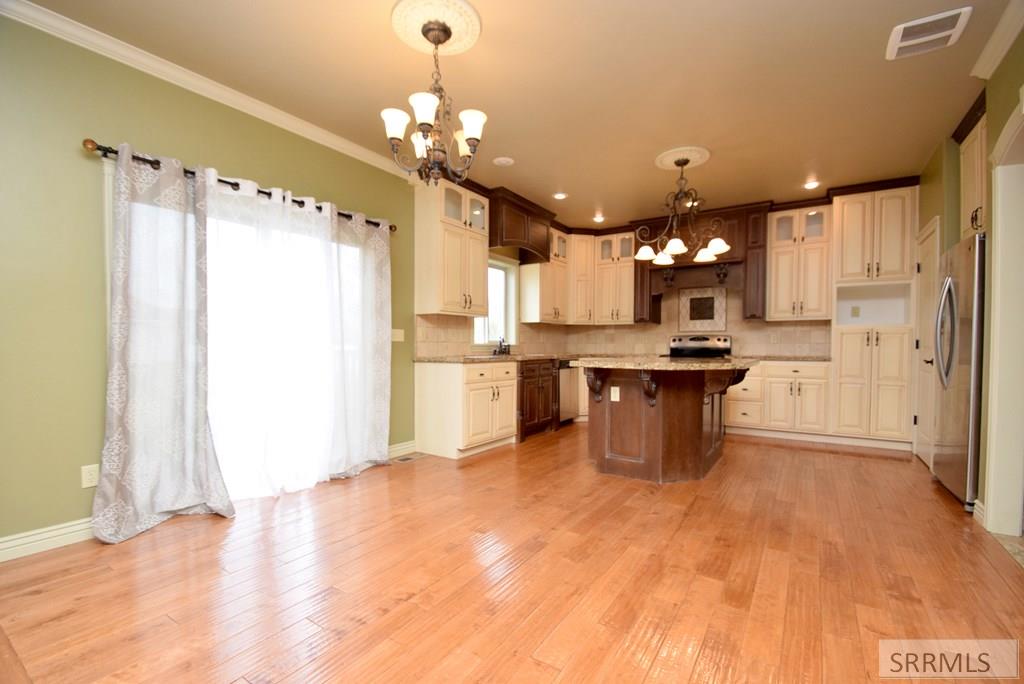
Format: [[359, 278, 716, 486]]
[[390, 146, 425, 175]]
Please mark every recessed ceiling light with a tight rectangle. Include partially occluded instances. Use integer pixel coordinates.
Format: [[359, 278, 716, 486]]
[[804, 180, 820, 190], [492, 156, 515, 167], [593, 213, 605, 223], [553, 192, 568, 200]]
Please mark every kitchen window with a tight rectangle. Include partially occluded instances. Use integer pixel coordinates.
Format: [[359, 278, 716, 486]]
[[473, 257, 518, 346]]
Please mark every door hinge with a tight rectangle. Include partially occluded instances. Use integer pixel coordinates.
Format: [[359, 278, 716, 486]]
[[916, 262, 921, 273], [915, 338, 920, 350], [913, 415, 918, 426]]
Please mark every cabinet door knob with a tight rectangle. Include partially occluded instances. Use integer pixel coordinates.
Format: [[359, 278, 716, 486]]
[[789, 382, 793, 396], [865, 331, 870, 346], [875, 331, 879, 346], [797, 382, 801, 396], [866, 262, 871, 278], [875, 261, 880, 278], [800, 301, 804, 315], [792, 301, 796, 315], [469, 294, 472, 308]]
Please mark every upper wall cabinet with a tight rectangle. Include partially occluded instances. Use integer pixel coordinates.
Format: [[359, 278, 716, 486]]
[[766, 206, 831, 320], [833, 187, 917, 284], [568, 234, 595, 324], [521, 228, 569, 323], [488, 187, 554, 262], [415, 179, 489, 316], [960, 115, 988, 238], [594, 233, 634, 325]]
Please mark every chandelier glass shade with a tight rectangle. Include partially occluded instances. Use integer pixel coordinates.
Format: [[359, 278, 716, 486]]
[[380, 21, 486, 184], [635, 158, 731, 265]]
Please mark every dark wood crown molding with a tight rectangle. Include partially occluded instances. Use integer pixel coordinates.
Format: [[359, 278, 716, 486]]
[[952, 90, 986, 144]]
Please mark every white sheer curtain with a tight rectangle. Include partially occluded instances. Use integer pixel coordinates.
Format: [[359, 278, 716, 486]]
[[94, 147, 234, 543], [206, 178, 391, 500]]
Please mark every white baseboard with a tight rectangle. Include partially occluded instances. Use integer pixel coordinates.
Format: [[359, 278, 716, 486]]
[[0, 517, 94, 563], [973, 499, 986, 526], [388, 440, 416, 459], [726, 426, 913, 452]]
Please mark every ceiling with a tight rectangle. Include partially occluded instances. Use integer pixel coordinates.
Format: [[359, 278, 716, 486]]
[[35, 0, 1005, 226]]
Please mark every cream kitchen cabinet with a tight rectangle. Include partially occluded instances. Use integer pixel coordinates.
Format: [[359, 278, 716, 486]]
[[960, 116, 987, 238], [521, 228, 572, 323], [833, 187, 916, 283], [568, 234, 595, 324], [594, 232, 634, 324], [725, 362, 829, 434], [766, 207, 831, 320], [833, 326, 911, 439], [415, 179, 489, 316], [415, 361, 518, 459]]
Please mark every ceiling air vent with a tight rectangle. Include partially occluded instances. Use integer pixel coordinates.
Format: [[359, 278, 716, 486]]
[[886, 7, 973, 60]]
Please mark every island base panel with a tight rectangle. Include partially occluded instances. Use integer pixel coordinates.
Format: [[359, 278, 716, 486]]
[[586, 368, 727, 483]]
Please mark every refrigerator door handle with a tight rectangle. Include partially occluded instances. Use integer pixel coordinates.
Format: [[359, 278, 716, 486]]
[[935, 275, 957, 389]]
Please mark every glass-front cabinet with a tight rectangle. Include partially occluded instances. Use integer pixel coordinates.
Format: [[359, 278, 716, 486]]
[[439, 180, 488, 233]]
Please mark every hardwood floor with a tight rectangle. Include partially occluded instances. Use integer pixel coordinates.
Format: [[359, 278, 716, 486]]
[[2, 424, 1023, 683]]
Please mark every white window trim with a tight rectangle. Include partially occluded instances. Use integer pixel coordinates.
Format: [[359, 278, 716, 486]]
[[472, 254, 519, 350]]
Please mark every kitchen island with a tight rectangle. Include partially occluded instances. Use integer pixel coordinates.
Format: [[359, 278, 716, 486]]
[[569, 356, 757, 483]]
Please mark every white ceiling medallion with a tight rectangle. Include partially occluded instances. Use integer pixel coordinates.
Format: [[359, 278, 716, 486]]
[[655, 146, 711, 170], [391, 0, 482, 55]]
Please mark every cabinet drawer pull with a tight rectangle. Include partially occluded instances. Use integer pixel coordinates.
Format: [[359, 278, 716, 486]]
[[491, 386, 495, 400], [792, 301, 795, 315], [866, 262, 871, 277], [875, 261, 880, 278], [789, 382, 793, 396], [468, 294, 472, 308], [797, 382, 801, 396], [875, 331, 879, 346], [741, 412, 749, 416], [799, 301, 804, 315], [865, 331, 870, 346]]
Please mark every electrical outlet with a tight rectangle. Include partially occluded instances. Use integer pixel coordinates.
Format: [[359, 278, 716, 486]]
[[80, 464, 99, 488], [610, 386, 620, 402], [851, 305, 861, 318], [770, 333, 780, 345]]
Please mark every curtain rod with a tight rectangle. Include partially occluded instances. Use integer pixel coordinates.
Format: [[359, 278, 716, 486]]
[[81, 139, 397, 232]]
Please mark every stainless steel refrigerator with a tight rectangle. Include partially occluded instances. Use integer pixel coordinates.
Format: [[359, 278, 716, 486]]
[[932, 232, 985, 509]]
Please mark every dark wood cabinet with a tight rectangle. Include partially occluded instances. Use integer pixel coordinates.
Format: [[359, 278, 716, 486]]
[[488, 188, 555, 262], [743, 211, 767, 320], [633, 258, 662, 324], [518, 360, 558, 441]]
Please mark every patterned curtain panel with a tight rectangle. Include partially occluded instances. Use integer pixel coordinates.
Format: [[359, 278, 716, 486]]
[[93, 145, 235, 543]]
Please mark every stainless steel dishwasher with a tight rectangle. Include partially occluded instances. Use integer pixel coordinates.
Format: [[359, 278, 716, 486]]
[[558, 359, 578, 422]]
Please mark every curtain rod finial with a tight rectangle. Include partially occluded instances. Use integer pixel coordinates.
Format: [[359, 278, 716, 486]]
[[83, 138, 98, 152]]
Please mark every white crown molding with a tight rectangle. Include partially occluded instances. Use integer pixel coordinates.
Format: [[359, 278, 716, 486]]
[[0, 517, 94, 563], [0, 0, 408, 180], [971, 0, 1024, 80]]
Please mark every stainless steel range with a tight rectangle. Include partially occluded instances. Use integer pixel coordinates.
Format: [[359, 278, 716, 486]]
[[665, 334, 732, 358]]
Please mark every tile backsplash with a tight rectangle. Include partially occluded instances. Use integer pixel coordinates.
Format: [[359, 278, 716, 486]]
[[415, 290, 830, 359]]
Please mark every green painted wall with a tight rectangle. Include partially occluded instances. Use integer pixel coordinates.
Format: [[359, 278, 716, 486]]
[[918, 137, 961, 247], [0, 18, 415, 537]]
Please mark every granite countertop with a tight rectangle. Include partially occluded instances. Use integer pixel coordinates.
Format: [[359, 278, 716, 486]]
[[415, 353, 829, 364], [569, 356, 759, 371], [414, 354, 559, 364], [742, 354, 831, 362]]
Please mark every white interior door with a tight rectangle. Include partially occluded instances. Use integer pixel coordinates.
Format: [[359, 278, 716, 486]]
[[915, 222, 940, 467]]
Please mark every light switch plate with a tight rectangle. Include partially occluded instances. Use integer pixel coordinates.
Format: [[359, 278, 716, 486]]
[[80, 464, 99, 488], [610, 386, 620, 402], [851, 305, 861, 318], [391, 328, 405, 342]]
